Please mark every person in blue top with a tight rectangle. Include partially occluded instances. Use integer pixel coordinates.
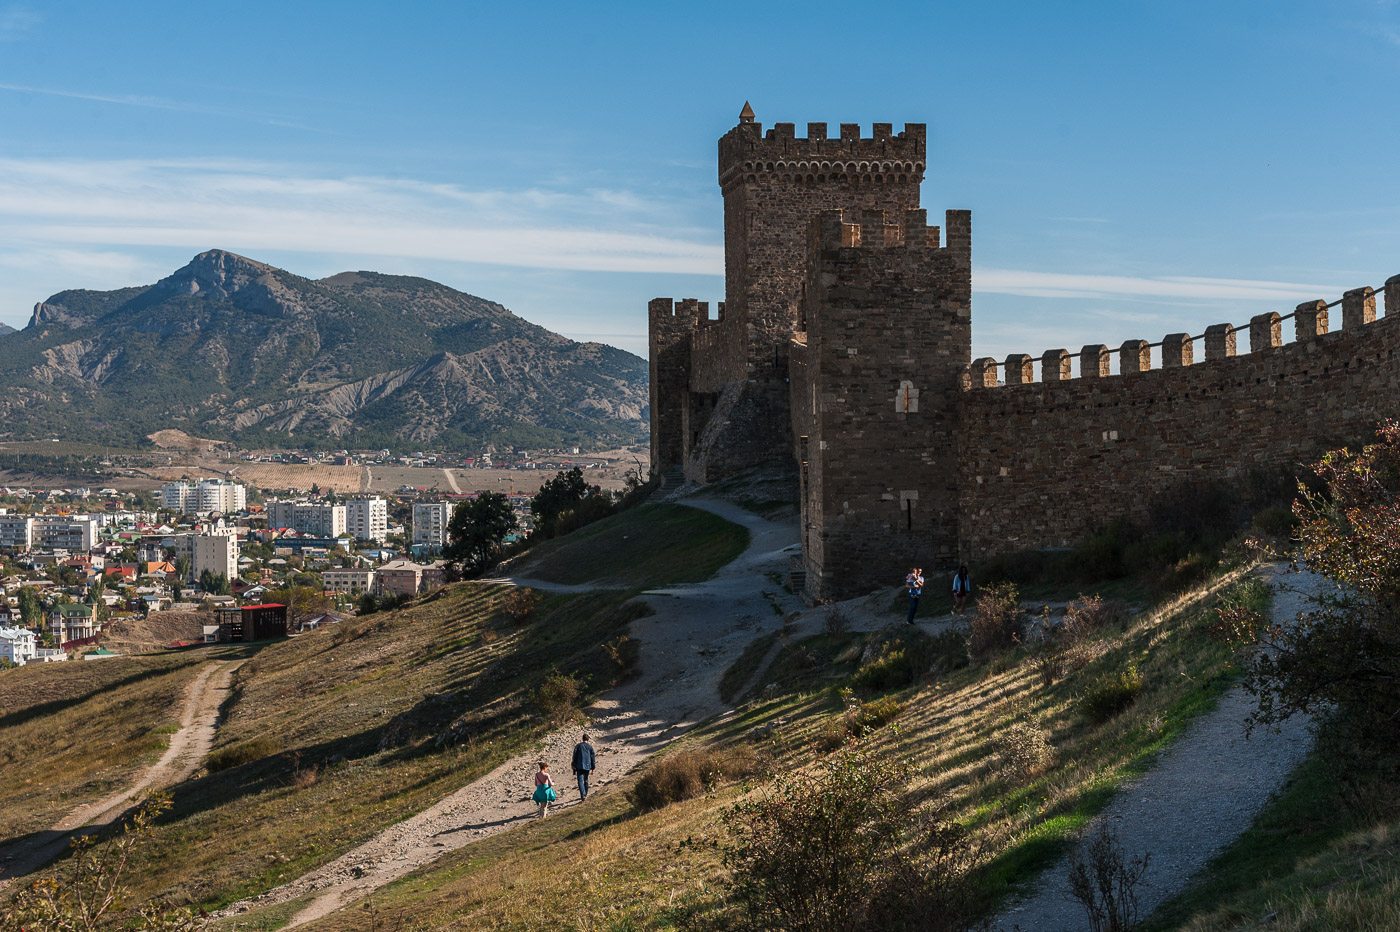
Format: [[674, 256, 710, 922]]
[[571, 732, 596, 800], [905, 568, 924, 625]]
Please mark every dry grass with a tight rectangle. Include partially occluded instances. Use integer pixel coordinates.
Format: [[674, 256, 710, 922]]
[[0, 652, 211, 840], [15, 582, 648, 913], [268, 566, 1268, 931]]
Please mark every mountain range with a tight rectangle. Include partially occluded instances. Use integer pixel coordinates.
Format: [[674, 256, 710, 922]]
[[0, 251, 648, 450]]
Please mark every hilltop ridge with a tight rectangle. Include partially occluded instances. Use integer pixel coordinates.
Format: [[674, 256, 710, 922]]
[[0, 251, 647, 450]]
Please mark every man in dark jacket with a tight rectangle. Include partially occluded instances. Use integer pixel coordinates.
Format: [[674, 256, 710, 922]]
[[571, 732, 596, 800]]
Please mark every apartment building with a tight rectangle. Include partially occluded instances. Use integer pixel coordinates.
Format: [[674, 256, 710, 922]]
[[193, 531, 239, 584], [0, 514, 33, 551], [345, 498, 388, 544], [323, 567, 376, 594], [412, 502, 450, 549], [32, 517, 98, 552], [162, 480, 247, 514], [267, 501, 347, 538]]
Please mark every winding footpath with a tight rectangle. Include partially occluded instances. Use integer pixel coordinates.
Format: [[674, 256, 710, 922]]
[[992, 564, 1328, 930], [215, 498, 803, 929], [0, 659, 242, 891]]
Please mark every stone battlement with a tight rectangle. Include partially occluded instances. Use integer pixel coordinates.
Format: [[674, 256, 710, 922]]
[[966, 277, 1400, 389], [719, 117, 926, 190]]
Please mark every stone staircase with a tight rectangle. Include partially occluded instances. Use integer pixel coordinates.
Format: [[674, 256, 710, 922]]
[[658, 467, 686, 491]]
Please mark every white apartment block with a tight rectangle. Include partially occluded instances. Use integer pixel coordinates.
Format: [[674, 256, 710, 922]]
[[323, 567, 376, 593], [345, 498, 388, 544], [0, 514, 33, 551], [193, 532, 239, 584], [32, 517, 98, 552], [412, 502, 450, 548], [161, 480, 247, 514], [267, 501, 347, 538]]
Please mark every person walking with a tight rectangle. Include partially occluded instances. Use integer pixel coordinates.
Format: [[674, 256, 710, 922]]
[[952, 564, 971, 615], [905, 567, 924, 625], [532, 761, 557, 819], [571, 732, 596, 800]]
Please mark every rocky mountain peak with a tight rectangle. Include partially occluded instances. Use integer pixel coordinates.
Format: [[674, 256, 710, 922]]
[[155, 249, 278, 299]]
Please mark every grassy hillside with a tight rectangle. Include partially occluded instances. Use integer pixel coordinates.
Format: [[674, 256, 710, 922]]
[[515, 504, 750, 587], [0, 652, 214, 841], [260, 568, 1273, 930], [89, 584, 644, 909]]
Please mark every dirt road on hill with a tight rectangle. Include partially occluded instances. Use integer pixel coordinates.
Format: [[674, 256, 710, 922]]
[[214, 499, 806, 929], [991, 565, 1327, 931], [0, 659, 241, 890]]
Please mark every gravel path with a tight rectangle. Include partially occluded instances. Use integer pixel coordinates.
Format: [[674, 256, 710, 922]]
[[213, 498, 804, 929], [992, 565, 1328, 931], [0, 659, 241, 890]]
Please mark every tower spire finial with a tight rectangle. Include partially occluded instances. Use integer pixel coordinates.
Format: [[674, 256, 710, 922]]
[[739, 101, 755, 124]]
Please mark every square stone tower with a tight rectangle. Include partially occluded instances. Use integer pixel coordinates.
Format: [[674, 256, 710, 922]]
[[649, 105, 930, 482]]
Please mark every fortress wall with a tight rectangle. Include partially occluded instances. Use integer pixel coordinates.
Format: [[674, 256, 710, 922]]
[[689, 309, 743, 393], [647, 298, 698, 473], [957, 278, 1400, 558], [799, 208, 971, 599]]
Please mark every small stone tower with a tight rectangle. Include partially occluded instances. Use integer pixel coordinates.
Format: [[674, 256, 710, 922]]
[[789, 208, 972, 599]]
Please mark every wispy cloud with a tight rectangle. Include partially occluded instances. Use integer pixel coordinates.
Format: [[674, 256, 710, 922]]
[[0, 82, 198, 110], [976, 267, 1347, 302], [0, 157, 723, 276], [0, 5, 39, 39]]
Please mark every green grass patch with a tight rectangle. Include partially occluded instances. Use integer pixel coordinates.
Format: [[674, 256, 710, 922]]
[[515, 503, 749, 588]]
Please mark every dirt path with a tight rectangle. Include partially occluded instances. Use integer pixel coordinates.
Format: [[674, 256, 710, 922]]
[[360, 465, 372, 493], [0, 660, 241, 889], [991, 565, 1329, 930], [214, 498, 801, 929], [442, 467, 461, 494]]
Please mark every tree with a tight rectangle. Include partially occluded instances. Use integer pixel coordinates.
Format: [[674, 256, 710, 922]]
[[444, 492, 517, 577], [17, 586, 42, 627], [197, 570, 230, 596], [530, 468, 589, 527], [1242, 421, 1400, 783], [174, 557, 191, 582], [278, 585, 331, 630]]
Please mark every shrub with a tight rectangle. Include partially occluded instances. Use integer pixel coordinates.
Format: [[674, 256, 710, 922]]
[[996, 720, 1053, 782], [1067, 822, 1152, 932], [818, 690, 905, 752], [206, 736, 283, 772], [1080, 667, 1145, 723], [1063, 595, 1128, 644], [720, 744, 977, 932], [856, 695, 904, 730], [1251, 502, 1297, 541], [533, 672, 581, 724], [823, 601, 851, 636], [1246, 422, 1400, 789], [629, 746, 758, 812], [853, 646, 913, 691], [500, 587, 542, 625], [969, 582, 1021, 656]]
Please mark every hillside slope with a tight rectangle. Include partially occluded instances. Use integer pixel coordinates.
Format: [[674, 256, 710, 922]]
[[0, 251, 648, 450]]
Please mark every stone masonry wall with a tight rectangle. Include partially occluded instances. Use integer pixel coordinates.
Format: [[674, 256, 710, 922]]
[[795, 207, 972, 600], [957, 278, 1400, 559]]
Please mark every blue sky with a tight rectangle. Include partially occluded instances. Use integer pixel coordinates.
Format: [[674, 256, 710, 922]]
[[1, 0, 1398, 363]]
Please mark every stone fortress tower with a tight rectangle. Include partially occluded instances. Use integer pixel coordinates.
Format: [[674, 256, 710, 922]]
[[651, 103, 1400, 601]]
